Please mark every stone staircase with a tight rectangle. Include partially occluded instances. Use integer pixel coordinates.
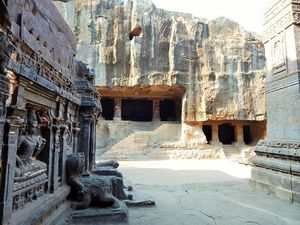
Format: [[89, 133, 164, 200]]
[[98, 122, 181, 160], [221, 145, 255, 163], [221, 145, 241, 159]]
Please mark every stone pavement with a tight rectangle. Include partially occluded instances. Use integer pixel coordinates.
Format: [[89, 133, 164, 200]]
[[118, 160, 300, 225]]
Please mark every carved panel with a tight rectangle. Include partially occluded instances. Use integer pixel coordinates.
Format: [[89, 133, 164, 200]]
[[255, 139, 300, 158], [12, 183, 46, 211]]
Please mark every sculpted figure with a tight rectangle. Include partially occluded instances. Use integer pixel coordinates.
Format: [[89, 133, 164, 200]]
[[15, 109, 47, 179], [66, 153, 117, 210], [94, 160, 132, 200]]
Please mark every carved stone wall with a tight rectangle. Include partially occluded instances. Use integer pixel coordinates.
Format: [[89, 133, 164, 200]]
[[250, 0, 300, 203], [55, 0, 266, 122], [0, 0, 103, 224]]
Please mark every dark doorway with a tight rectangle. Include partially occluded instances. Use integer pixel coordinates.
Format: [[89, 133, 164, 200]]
[[243, 125, 251, 144], [122, 99, 153, 121], [160, 99, 178, 121], [203, 125, 212, 144], [101, 98, 114, 120], [218, 123, 235, 144]]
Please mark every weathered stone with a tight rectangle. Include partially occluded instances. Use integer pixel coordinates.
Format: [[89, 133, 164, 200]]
[[55, 0, 266, 123], [251, 0, 300, 204], [0, 0, 131, 224]]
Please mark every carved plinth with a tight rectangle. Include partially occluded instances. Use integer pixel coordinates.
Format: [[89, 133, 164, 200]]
[[251, 0, 300, 203], [71, 201, 128, 224], [251, 140, 300, 202]]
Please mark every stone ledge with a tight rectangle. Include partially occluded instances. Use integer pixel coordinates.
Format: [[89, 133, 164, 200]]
[[250, 166, 300, 203], [10, 186, 71, 225], [71, 201, 128, 225]]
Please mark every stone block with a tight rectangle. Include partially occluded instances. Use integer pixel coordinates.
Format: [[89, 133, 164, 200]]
[[71, 201, 128, 225]]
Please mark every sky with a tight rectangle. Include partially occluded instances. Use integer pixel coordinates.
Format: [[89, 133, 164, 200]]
[[151, 0, 274, 34]]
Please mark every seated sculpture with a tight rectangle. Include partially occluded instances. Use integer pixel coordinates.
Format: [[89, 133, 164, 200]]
[[66, 153, 117, 210], [15, 109, 47, 179]]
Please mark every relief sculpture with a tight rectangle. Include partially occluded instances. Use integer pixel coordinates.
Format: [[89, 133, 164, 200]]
[[15, 108, 47, 180]]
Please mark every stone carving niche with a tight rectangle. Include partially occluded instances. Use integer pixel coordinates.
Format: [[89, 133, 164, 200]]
[[13, 107, 49, 211]]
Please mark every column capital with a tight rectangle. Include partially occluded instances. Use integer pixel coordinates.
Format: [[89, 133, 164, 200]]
[[6, 116, 23, 128]]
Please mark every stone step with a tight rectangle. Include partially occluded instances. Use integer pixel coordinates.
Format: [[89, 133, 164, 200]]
[[70, 202, 128, 225], [97, 123, 182, 161]]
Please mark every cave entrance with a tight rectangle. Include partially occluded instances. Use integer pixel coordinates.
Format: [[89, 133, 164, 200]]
[[100, 98, 114, 120], [243, 125, 251, 144], [160, 99, 180, 121], [121, 99, 153, 121], [203, 125, 212, 144], [218, 123, 235, 144]]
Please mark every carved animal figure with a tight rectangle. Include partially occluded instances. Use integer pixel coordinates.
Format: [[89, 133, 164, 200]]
[[129, 26, 142, 40], [66, 153, 117, 209]]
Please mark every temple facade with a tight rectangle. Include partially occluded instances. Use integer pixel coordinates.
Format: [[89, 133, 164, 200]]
[[0, 0, 113, 224]]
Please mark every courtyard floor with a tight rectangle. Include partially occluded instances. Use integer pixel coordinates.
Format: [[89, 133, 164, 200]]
[[117, 160, 300, 225]]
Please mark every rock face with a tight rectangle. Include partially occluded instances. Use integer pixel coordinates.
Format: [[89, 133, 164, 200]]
[[55, 0, 266, 122]]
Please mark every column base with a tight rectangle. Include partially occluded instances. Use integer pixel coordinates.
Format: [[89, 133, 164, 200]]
[[234, 141, 246, 147], [250, 167, 300, 203], [210, 141, 222, 146]]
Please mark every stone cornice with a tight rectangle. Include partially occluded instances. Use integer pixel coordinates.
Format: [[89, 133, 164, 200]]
[[264, 0, 300, 41]]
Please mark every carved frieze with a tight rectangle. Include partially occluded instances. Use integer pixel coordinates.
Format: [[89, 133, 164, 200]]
[[13, 183, 46, 211], [264, 0, 300, 40], [5, 35, 80, 104], [265, 73, 299, 94], [255, 139, 300, 158]]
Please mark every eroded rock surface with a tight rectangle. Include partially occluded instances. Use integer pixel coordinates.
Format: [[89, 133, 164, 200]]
[[55, 0, 266, 122]]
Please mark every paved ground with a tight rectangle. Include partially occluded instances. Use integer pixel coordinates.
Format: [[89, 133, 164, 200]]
[[117, 160, 300, 225]]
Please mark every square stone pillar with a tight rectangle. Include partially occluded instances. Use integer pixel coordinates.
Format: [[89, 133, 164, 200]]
[[72, 122, 80, 153], [81, 116, 92, 174], [250, 0, 300, 203], [235, 124, 245, 146], [51, 125, 61, 192], [211, 123, 222, 146], [153, 99, 160, 121], [114, 98, 122, 121]]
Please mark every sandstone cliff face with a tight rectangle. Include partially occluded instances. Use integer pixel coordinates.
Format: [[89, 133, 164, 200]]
[[55, 0, 266, 122]]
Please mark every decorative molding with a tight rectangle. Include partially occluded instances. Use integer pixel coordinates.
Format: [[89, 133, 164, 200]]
[[13, 182, 47, 211], [255, 139, 300, 158], [265, 73, 300, 93], [8, 60, 81, 105]]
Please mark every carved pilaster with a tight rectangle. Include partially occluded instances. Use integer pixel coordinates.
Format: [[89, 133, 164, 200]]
[[72, 122, 80, 153], [0, 116, 23, 224], [81, 116, 92, 174], [59, 125, 69, 185], [51, 125, 61, 192]]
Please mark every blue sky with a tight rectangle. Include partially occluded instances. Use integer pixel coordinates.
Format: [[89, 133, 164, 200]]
[[151, 0, 274, 34]]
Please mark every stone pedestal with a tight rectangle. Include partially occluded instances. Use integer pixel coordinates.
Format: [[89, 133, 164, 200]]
[[250, 0, 300, 203]]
